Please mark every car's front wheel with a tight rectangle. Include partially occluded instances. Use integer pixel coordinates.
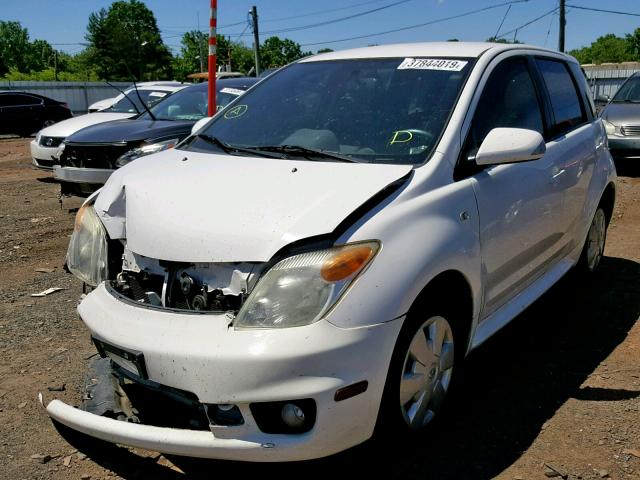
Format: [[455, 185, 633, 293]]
[[377, 307, 459, 434]]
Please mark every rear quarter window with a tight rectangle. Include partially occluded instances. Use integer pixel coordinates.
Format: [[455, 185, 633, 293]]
[[535, 58, 587, 137]]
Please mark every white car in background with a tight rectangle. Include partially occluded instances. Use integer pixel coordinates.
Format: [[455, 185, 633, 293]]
[[46, 42, 615, 462], [87, 81, 185, 112], [30, 83, 185, 170]]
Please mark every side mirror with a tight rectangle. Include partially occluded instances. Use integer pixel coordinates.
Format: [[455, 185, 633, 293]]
[[595, 94, 610, 103], [191, 117, 212, 135], [475, 128, 546, 166]]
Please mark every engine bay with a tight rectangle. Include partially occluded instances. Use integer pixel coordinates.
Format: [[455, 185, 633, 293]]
[[110, 244, 263, 313]]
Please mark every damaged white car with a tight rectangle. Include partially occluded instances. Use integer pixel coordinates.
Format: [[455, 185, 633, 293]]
[[43, 42, 616, 462]]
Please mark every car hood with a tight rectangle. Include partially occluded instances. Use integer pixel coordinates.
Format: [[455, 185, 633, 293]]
[[66, 119, 194, 144], [39, 112, 133, 138], [94, 148, 412, 262], [601, 102, 640, 124]]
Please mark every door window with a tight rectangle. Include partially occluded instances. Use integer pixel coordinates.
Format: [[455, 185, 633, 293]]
[[0, 94, 41, 107], [535, 58, 586, 137], [465, 57, 544, 158]]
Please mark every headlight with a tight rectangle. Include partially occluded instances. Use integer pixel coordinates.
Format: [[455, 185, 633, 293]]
[[66, 204, 108, 286], [234, 241, 380, 329], [115, 138, 179, 168], [35, 131, 42, 143], [602, 119, 619, 135]]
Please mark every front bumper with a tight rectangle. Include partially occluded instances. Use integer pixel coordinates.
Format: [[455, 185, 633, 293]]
[[53, 166, 114, 184], [607, 135, 640, 158], [30, 140, 59, 170], [45, 283, 403, 461]]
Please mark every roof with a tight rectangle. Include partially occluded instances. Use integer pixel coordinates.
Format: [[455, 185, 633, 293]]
[[300, 41, 569, 62]]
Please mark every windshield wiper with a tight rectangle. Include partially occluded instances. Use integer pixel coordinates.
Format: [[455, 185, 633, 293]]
[[195, 134, 281, 158], [105, 81, 140, 114], [250, 145, 360, 163], [612, 99, 640, 103]]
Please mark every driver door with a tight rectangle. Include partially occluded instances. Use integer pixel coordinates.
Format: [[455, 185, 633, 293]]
[[464, 56, 565, 319]]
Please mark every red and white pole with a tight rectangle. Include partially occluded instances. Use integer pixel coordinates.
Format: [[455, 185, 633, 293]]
[[207, 0, 217, 116]]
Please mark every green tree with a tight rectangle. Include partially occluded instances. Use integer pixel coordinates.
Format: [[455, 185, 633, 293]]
[[569, 34, 633, 64], [486, 36, 522, 44], [625, 28, 640, 60], [317, 48, 334, 53], [172, 30, 255, 80], [0, 21, 32, 76], [260, 36, 311, 68], [85, 0, 172, 80]]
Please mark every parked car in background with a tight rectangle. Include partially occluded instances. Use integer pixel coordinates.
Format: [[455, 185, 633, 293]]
[[0, 91, 72, 137], [54, 77, 258, 196], [87, 81, 185, 112], [601, 71, 640, 159], [46, 43, 616, 462], [30, 83, 185, 170]]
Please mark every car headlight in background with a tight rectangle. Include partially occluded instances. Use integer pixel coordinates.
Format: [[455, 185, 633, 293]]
[[602, 119, 620, 136], [234, 241, 380, 329], [115, 138, 179, 168], [35, 131, 42, 144], [66, 204, 108, 286]]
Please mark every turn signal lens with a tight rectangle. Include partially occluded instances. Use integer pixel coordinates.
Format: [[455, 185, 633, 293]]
[[321, 245, 374, 282]]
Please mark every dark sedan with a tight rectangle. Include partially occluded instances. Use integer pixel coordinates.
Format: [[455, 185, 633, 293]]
[[0, 91, 72, 137], [54, 78, 258, 197]]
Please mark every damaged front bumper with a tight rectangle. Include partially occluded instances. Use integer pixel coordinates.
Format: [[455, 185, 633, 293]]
[[43, 283, 403, 462]]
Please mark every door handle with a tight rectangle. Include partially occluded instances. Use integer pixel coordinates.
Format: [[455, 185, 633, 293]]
[[550, 168, 566, 183]]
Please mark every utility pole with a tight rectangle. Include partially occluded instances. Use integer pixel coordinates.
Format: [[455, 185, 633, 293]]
[[250, 5, 260, 76], [208, 0, 217, 116], [558, 0, 566, 53]]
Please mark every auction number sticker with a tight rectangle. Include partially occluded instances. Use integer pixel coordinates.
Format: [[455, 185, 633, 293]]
[[397, 58, 468, 71]]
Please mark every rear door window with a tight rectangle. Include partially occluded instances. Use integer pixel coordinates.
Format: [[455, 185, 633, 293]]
[[535, 58, 586, 137]]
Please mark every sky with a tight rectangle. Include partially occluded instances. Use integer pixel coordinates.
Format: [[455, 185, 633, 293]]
[[1, 0, 639, 56]]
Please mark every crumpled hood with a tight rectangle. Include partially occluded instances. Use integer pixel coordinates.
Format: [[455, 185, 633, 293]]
[[94, 148, 412, 262], [39, 112, 132, 137], [601, 102, 640, 125], [66, 118, 194, 144]]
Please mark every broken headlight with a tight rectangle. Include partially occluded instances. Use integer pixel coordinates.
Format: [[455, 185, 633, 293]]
[[66, 204, 108, 286], [234, 241, 379, 329], [115, 138, 179, 168]]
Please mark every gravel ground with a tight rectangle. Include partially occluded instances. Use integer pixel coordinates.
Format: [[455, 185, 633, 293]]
[[0, 138, 638, 479]]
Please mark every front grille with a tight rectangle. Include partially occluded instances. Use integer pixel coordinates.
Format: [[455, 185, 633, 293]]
[[39, 136, 64, 148], [621, 125, 640, 137], [61, 144, 131, 169]]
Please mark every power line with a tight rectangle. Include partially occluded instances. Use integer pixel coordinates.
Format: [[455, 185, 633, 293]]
[[497, 6, 559, 39], [494, 5, 512, 39], [567, 5, 640, 18], [259, 0, 393, 23], [300, 0, 528, 47]]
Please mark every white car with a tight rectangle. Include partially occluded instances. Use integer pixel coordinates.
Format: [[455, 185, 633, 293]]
[[45, 42, 616, 462], [30, 83, 185, 170], [87, 81, 185, 112]]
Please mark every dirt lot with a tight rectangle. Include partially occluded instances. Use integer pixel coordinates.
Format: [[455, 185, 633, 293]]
[[0, 137, 638, 480]]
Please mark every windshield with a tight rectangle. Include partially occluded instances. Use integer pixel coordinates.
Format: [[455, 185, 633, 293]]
[[140, 86, 247, 121], [104, 89, 170, 113], [612, 76, 640, 103], [184, 58, 473, 164]]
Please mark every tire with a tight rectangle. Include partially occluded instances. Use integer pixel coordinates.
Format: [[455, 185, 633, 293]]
[[376, 300, 463, 435], [577, 207, 607, 274], [41, 119, 56, 129]]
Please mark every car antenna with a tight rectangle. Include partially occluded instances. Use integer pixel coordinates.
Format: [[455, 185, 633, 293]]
[[105, 80, 140, 114], [131, 79, 157, 121]]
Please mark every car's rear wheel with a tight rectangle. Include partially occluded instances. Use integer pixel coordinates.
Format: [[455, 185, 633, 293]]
[[578, 207, 607, 273], [377, 304, 460, 434], [41, 119, 56, 129]]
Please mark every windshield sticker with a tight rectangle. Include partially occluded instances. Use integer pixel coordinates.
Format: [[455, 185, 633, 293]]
[[397, 58, 468, 71], [389, 130, 414, 144], [220, 87, 246, 96], [223, 104, 248, 119], [148, 91, 168, 97]]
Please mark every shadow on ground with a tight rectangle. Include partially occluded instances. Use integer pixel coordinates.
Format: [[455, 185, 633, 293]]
[[614, 157, 640, 177], [55, 256, 640, 479]]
